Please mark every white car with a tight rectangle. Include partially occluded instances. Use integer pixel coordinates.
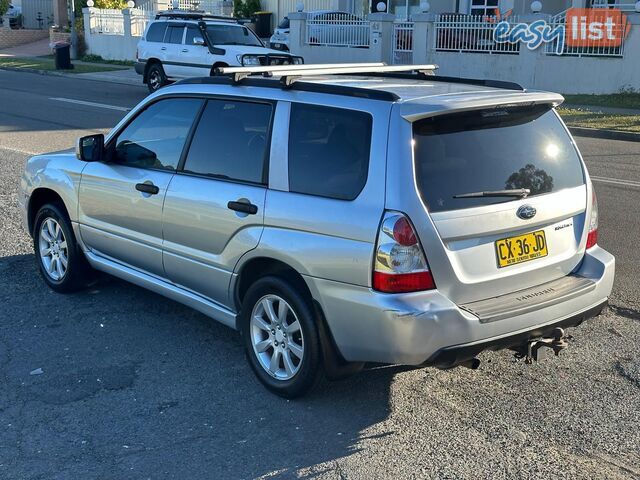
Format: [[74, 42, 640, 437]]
[[7, 3, 21, 17], [135, 11, 303, 93], [269, 16, 289, 51]]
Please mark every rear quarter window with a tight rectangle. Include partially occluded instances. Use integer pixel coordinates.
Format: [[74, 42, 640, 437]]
[[145, 23, 166, 42], [413, 105, 585, 213], [288, 104, 372, 201]]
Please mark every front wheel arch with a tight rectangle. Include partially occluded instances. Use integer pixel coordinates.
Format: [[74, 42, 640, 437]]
[[210, 62, 229, 76], [28, 188, 67, 237]]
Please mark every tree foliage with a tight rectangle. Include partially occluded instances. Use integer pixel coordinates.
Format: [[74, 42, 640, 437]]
[[0, 0, 10, 17], [94, 0, 127, 8], [233, 0, 262, 18]]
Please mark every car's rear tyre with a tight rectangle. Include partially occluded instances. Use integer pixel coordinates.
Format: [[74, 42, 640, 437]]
[[33, 203, 92, 293], [240, 276, 321, 398], [147, 63, 167, 93]]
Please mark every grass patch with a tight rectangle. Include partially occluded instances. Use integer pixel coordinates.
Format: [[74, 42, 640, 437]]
[[0, 56, 126, 74], [563, 93, 640, 110], [558, 108, 640, 133], [81, 54, 135, 67]]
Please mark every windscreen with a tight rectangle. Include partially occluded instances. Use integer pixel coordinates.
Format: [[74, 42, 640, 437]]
[[412, 105, 585, 213], [278, 17, 290, 29], [206, 25, 262, 46]]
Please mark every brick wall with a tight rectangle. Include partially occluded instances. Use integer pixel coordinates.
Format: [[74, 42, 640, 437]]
[[0, 29, 49, 49]]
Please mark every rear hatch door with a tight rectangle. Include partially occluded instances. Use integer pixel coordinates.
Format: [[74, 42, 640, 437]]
[[408, 104, 588, 304]]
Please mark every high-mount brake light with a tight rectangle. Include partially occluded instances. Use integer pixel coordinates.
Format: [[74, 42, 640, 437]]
[[586, 188, 598, 249], [373, 212, 435, 293]]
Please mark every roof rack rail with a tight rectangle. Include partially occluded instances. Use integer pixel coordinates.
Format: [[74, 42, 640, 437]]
[[155, 11, 238, 22], [217, 63, 438, 85], [361, 72, 525, 91], [174, 76, 401, 101]]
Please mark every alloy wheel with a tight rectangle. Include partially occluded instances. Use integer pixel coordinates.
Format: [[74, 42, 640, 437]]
[[39, 217, 68, 281], [250, 294, 305, 380], [149, 70, 161, 90]]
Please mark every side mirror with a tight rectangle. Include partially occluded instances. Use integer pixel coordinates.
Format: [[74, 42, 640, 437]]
[[76, 134, 104, 162], [193, 36, 206, 46]]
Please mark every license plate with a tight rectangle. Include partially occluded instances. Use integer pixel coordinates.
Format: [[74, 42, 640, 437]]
[[495, 230, 548, 268]]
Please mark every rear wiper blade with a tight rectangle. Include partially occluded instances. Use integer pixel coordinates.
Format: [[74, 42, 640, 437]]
[[453, 188, 530, 199]]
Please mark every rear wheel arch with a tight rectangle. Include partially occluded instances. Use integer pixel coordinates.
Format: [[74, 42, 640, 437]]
[[235, 257, 362, 379], [28, 188, 68, 237], [235, 257, 312, 313], [143, 58, 162, 82]]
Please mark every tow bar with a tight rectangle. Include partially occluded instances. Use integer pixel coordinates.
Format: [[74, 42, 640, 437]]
[[514, 327, 568, 364]]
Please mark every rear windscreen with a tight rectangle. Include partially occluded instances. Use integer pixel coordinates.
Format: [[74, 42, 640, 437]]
[[413, 105, 585, 213]]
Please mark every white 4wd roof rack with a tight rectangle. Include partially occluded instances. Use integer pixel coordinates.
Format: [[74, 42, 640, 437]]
[[217, 63, 439, 86]]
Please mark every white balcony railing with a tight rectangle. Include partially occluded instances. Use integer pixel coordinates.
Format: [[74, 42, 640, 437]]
[[435, 14, 521, 54], [89, 9, 126, 34], [306, 13, 370, 47]]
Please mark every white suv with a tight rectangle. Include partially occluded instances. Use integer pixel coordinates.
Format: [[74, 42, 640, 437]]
[[135, 11, 303, 93]]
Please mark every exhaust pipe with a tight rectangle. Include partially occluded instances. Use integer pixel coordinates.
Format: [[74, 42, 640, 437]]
[[459, 358, 480, 370]]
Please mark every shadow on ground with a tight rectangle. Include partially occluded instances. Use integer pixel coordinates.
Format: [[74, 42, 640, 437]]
[[0, 253, 397, 479]]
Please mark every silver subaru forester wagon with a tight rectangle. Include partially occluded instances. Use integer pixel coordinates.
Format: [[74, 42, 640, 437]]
[[19, 64, 615, 397]]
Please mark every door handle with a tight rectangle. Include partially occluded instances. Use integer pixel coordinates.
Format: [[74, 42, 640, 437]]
[[227, 200, 258, 215], [135, 182, 159, 195], [181, 49, 188, 52], [160, 47, 167, 51]]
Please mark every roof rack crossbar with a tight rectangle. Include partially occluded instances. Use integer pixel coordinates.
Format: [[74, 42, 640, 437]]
[[155, 11, 238, 22], [217, 63, 439, 86], [219, 62, 385, 83]]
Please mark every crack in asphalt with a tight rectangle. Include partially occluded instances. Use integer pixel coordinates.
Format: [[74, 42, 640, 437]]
[[613, 361, 640, 390], [607, 303, 640, 322]]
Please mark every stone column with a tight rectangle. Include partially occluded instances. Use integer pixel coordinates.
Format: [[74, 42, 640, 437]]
[[368, 12, 395, 64], [288, 11, 307, 56], [411, 13, 435, 64]]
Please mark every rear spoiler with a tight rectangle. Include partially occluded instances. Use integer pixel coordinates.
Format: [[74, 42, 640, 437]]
[[401, 92, 565, 123]]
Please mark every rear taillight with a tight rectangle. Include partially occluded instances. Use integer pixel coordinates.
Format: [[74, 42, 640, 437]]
[[586, 188, 598, 249], [373, 212, 435, 293]]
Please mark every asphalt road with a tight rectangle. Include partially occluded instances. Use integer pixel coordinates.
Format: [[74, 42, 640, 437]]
[[1, 70, 639, 480]]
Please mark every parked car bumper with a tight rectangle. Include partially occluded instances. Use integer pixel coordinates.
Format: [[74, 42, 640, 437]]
[[269, 42, 289, 51], [134, 61, 146, 76], [308, 246, 614, 365]]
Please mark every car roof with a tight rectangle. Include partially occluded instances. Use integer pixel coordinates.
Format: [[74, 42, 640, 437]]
[[311, 75, 564, 118], [168, 74, 564, 117], [155, 18, 243, 25]]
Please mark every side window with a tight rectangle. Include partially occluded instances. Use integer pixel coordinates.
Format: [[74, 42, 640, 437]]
[[112, 98, 203, 171], [185, 25, 200, 45], [166, 25, 185, 44], [145, 23, 166, 42], [182, 99, 272, 184], [288, 104, 372, 201]]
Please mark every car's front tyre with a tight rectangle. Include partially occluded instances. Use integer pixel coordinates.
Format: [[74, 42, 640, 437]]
[[240, 276, 322, 398], [146, 62, 167, 93], [33, 203, 92, 293]]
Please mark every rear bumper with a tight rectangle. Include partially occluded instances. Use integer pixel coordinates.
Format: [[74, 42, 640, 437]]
[[308, 246, 614, 365], [425, 300, 607, 367], [134, 61, 146, 76]]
